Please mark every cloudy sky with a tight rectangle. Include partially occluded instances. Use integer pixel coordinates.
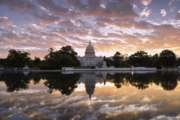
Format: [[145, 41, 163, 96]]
[[0, 0, 180, 58]]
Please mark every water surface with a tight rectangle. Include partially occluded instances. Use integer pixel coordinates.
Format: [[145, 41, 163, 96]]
[[0, 72, 180, 120]]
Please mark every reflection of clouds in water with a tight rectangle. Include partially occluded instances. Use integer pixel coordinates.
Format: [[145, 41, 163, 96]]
[[84, 115, 98, 120], [75, 82, 115, 94], [16, 89, 45, 94], [95, 82, 115, 88], [52, 96, 129, 108], [0, 82, 7, 88], [0, 73, 180, 120], [50, 96, 88, 109], [150, 115, 180, 120], [0, 91, 10, 96], [99, 104, 158, 114], [142, 96, 151, 102], [93, 99, 117, 103], [75, 83, 85, 92], [91, 96, 128, 103]]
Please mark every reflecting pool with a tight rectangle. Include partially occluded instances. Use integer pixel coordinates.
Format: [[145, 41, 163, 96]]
[[0, 72, 180, 120]]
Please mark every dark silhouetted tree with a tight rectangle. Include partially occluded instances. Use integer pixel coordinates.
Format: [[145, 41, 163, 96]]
[[112, 52, 124, 67], [151, 54, 161, 69], [159, 50, 176, 68], [5, 49, 31, 68], [44, 46, 80, 69], [30, 57, 42, 68], [104, 57, 113, 67], [176, 58, 180, 66], [128, 51, 150, 67]]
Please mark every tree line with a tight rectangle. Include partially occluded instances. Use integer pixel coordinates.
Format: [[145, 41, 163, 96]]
[[0, 45, 180, 69], [105, 50, 180, 68], [0, 46, 80, 69]]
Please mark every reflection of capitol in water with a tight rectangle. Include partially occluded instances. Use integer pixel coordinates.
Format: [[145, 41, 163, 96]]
[[79, 72, 107, 98], [0, 72, 179, 97]]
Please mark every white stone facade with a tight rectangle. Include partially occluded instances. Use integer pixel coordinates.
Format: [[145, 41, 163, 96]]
[[78, 42, 103, 67]]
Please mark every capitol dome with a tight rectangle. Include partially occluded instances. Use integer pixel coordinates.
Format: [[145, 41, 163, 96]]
[[85, 41, 95, 57], [78, 41, 103, 67]]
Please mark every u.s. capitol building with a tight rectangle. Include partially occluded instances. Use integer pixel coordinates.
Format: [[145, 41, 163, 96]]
[[78, 41, 104, 67]]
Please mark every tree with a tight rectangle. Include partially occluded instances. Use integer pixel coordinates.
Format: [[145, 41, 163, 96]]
[[128, 51, 150, 67], [159, 50, 176, 68], [61, 46, 77, 56], [44, 46, 80, 69], [30, 57, 42, 68], [0, 59, 5, 67], [5, 49, 31, 68], [176, 58, 180, 66], [104, 57, 113, 67], [112, 52, 124, 67], [151, 54, 161, 68]]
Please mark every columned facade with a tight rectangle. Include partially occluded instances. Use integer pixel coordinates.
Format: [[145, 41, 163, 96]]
[[78, 41, 103, 67]]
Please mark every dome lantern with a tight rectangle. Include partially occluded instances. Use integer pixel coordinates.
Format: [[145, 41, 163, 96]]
[[85, 41, 95, 57]]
